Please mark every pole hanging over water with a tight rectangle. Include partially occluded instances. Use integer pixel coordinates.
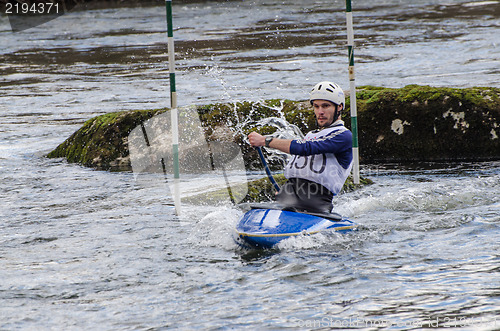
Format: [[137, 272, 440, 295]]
[[166, 0, 181, 215], [345, 0, 360, 184]]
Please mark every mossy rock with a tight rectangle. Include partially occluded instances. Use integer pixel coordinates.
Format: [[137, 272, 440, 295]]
[[351, 85, 500, 162], [47, 85, 500, 170], [47, 109, 165, 170], [47, 99, 313, 170]]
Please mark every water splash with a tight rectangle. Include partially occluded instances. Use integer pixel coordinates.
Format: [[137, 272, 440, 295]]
[[187, 206, 243, 250], [333, 170, 500, 234], [252, 113, 305, 167], [204, 64, 237, 103], [202, 64, 307, 168]]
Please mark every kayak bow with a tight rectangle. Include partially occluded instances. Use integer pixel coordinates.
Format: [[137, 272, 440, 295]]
[[234, 204, 356, 248]]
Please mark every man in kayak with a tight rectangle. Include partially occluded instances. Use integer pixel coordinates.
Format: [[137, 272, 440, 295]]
[[248, 81, 353, 214]]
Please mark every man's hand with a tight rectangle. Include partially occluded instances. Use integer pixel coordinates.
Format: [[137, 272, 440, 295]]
[[248, 131, 265, 147], [248, 131, 292, 153]]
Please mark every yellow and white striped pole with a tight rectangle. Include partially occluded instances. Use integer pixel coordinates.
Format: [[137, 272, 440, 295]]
[[166, 0, 181, 215], [346, 0, 360, 184]]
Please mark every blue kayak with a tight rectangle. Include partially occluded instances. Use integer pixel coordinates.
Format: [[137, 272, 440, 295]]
[[234, 204, 357, 248]]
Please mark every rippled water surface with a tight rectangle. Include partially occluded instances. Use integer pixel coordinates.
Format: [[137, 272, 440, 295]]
[[1, 0, 500, 329]]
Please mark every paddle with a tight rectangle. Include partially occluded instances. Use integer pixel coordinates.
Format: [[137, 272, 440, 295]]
[[256, 146, 280, 192]]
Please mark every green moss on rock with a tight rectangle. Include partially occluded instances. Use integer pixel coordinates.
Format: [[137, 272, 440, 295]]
[[350, 85, 500, 162], [47, 108, 165, 170], [47, 85, 500, 170]]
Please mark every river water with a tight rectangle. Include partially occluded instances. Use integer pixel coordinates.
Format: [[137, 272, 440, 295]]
[[1, 0, 499, 329]]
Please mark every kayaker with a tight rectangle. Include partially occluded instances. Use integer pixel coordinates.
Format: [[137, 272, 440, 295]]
[[248, 81, 353, 213]]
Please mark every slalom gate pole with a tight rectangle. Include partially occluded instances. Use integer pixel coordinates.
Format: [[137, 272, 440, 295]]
[[346, 0, 360, 184], [166, 0, 181, 215]]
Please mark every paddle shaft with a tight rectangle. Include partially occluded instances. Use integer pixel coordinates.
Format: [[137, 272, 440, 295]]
[[256, 147, 280, 192]]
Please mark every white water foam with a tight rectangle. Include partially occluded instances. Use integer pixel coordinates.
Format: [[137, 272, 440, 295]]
[[186, 206, 243, 250]]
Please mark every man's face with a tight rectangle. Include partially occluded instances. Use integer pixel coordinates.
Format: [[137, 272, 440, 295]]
[[312, 99, 338, 128]]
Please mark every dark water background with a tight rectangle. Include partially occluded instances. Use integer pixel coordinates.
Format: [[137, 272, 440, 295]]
[[1, 0, 499, 329]]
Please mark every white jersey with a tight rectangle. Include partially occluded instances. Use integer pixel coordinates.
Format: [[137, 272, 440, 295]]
[[284, 122, 353, 196]]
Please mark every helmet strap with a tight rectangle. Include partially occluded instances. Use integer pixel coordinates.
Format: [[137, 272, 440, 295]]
[[333, 104, 340, 123]]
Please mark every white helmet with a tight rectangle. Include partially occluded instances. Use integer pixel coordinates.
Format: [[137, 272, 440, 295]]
[[309, 81, 345, 107]]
